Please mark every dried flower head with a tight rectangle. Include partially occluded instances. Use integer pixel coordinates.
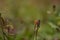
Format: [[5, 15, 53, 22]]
[[5, 24, 16, 35]]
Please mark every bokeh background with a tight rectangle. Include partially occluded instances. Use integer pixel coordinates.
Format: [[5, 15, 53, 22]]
[[0, 0, 60, 40]]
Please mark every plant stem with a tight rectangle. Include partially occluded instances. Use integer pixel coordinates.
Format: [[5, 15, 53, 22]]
[[1, 26, 6, 40], [34, 26, 38, 40]]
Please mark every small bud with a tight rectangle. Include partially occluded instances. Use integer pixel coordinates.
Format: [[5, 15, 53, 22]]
[[53, 5, 56, 11], [53, 5, 56, 9]]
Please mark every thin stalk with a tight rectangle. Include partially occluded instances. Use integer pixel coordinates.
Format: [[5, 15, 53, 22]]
[[1, 26, 6, 40], [34, 25, 38, 40]]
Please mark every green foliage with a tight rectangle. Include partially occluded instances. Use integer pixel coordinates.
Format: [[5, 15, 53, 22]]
[[0, 0, 60, 40]]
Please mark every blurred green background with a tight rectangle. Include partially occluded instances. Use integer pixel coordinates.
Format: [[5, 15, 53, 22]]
[[0, 0, 60, 40]]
